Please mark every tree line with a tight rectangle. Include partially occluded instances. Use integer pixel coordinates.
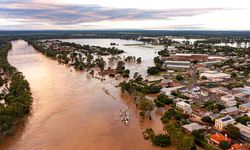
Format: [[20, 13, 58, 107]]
[[0, 41, 32, 135]]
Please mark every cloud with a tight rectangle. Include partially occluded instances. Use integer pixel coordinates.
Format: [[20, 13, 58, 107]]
[[0, 0, 222, 29]]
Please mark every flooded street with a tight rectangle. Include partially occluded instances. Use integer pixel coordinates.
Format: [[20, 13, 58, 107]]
[[0, 40, 171, 150]]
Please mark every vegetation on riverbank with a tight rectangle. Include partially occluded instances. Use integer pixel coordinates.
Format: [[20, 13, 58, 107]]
[[0, 41, 32, 136]]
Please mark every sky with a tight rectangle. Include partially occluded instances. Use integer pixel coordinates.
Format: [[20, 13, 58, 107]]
[[0, 0, 250, 30]]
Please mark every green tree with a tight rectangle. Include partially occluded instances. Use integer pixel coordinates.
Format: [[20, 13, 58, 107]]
[[152, 134, 171, 147], [0, 76, 4, 86], [147, 66, 160, 75], [224, 124, 240, 139], [201, 76, 207, 80], [176, 75, 184, 81], [139, 98, 154, 112], [155, 100, 164, 108], [231, 72, 237, 78], [235, 115, 250, 125], [136, 57, 142, 63], [155, 94, 173, 105], [201, 116, 214, 125], [179, 136, 194, 150], [219, 141, 230, 150], [116, 61, 125, 73], [142, 128, 155, 140]]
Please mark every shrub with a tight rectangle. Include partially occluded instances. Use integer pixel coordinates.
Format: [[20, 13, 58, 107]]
[[147, 67, 160, 75], [152, 134, 171, 147]]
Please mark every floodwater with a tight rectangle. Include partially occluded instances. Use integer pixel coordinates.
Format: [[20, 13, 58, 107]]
[[60, 38, 163, 77], [0, 40, 173, 150]]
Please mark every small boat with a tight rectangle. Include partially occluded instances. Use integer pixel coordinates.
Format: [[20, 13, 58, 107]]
[[120, 104, 130, 125]]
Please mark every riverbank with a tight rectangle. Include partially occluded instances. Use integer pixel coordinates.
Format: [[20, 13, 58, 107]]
[[0, 41, 32, 140]]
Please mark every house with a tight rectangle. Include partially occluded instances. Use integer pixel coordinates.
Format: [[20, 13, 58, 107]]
[[209, 87, 230, 96], [203, 60, 221, 67], [160, 86, 184, 96], [233, 87, 250, 102], [169, 53, 208, 62], [200, 71, 230, 82], [209, 133, 232, 146], [209, 113, 220, 121], [239, 102, 250, 112], [220, 106, 239, 116], [182, 123, 206, 133], [230, 143, 248, 150], [215, 115, 235, 131], [191, 108, 211, 122], [221, 95, 237, 107], [164, 60, 191, 70], [176, 101, 192, 114], [235, 123, 250, 143]]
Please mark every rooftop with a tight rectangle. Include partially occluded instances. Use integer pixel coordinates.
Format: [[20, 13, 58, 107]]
[[221, 106, 239, 113], [239, 102, 250, 108], [210, 133, 232, 143], [183, 123, 205, 132], [177, 101, 191, 107], [200, 71, 230, 78], [230, 143, 248, 150], [165, 60, 191, 64], [217, 115, 234, 122]]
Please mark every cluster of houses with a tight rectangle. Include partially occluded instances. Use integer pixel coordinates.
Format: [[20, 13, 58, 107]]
[[38, 40, 77, 52], [174, 98, 249, 148], [155, 53, 250, 149]]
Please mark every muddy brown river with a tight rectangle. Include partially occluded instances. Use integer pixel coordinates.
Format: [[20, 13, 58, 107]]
[[0, 40, 175, 150]]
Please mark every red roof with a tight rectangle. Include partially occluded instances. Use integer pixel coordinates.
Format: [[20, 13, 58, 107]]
[[210, 133, 232, 144], [230, 143, 248, 150]]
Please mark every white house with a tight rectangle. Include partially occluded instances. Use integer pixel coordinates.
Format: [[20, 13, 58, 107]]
[[164, 60, 191, 70], [221, 94, 237, 107], [183, 123, 206, 133], [215, 115, 235, 131], [200, 71, 230, 82], [176, 101, 192, 114]]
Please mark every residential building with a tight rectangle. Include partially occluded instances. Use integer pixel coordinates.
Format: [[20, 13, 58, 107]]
[[209, 87, 230, 96], [182, 123, 206, 133], [191, 108, 211, 122], [215, 115, 235, 131], [230, 143, 248, 150], [239, 102, 250, 112], [176, 101, 192, 114], [200, 71, 230, 82], [169, 53, 208, 62], [209, 113, 220, 121], [164, 60, 191, 70], [233, 87, 250, 102], [160, 86, 184, 96], [203, 61, 221, 67], [235, 123, 250, 143], [209, 133, 232, 146], [220, 106, 239, 116], [221, 94, 237, 107]]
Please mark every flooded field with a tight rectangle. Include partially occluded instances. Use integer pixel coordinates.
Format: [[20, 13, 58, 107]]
[[0, 40, 174, 150]]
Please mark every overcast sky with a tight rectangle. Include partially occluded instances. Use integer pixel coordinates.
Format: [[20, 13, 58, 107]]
[[0, 0, 250, 30]]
